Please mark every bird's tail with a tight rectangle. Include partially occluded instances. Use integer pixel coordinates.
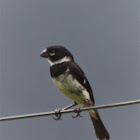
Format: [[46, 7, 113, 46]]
[[88, 109, 110, 140]]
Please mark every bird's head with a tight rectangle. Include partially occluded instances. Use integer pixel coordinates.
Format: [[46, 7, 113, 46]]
[[40, 46, 74, 66]]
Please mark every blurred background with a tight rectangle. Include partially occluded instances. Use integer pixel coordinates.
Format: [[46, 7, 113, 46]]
[[0, 0, 140, 140]]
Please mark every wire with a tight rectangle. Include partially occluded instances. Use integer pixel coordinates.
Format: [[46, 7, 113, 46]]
[[0, 99, 139, 122]]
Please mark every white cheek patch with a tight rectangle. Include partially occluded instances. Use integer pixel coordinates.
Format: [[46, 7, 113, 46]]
[[47, 56, 71, 66], [49, 52, 55, 56]]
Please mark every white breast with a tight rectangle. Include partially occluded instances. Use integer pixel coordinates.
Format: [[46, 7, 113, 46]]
[[52, 69, 90, 105]]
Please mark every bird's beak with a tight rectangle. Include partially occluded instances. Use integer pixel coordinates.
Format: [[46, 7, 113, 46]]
[[40, 49, 48, 58]]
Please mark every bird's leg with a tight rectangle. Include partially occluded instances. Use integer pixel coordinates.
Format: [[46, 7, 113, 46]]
[[72, 106, 82, 118], [62, 102, 77, 110], [53, 102, 77, 120], [72, 99, 91, 118], [53, 109, 62, 120]]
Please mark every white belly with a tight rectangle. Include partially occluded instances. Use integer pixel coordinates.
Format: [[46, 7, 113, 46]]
[[52, 73, 90, 105]]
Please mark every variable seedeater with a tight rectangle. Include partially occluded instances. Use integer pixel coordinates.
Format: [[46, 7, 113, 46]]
[[40, 46, 110, 140]]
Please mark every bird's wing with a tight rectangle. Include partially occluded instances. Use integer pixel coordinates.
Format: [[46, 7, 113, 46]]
[[68, 61, 95, 103]]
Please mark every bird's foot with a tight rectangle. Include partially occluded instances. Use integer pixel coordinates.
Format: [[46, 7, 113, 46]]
[[72, 107, 82, 118], [53, 109, 62, 120]]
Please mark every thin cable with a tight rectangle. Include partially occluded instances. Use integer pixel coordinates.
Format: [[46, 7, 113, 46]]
[[0, 99, 139, 122]]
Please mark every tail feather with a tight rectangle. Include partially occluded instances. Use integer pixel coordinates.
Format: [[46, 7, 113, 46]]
[[89, 110, 110, 140]]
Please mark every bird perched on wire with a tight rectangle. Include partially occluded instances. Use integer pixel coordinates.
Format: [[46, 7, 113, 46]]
[[40, 45, 110, 140]]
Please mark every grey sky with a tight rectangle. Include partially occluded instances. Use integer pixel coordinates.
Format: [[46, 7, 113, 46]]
[[0, 0, 140, 140]]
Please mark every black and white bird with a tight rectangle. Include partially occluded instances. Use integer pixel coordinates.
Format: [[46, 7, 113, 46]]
[[40, 46, 110, 140]]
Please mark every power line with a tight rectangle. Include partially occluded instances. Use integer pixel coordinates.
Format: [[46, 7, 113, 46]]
[[0, 99, 139, 122]]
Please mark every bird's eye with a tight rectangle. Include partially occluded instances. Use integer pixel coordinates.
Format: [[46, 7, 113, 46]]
[[49, 50, 55, 56]]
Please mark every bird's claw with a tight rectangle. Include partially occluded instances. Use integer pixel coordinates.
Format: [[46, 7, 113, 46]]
[[53, 109, 62, 120], [72, 107, 82, 118]]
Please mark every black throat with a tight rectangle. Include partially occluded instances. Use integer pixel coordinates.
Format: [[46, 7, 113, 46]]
[[50, 62, 69, 78]]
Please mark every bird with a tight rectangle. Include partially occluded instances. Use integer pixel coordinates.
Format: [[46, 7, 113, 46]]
[[40, 45, 110, 140]]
